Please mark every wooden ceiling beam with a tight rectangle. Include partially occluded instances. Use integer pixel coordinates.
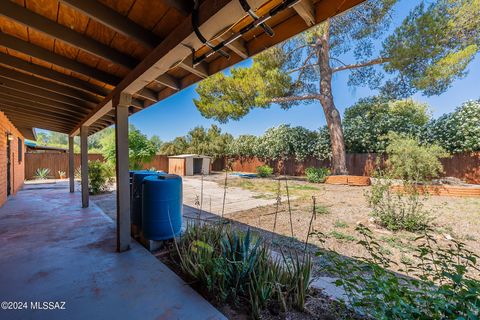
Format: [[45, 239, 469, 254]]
[[135, 88, 158, 103], [293, 0, 316, 27], [0, 1, 137, 69], [154, 74, 180, 91], [0, 52, 109, 97], [178, 55, 209, 79], [0, 113, 73, 132], [0, 33, 121, 86], [0, 78, 95, 109], [0, 87, 91, 115], [0, 66, 101, 104], [59, 0, 159, 49], [0, 100, 83, 122], [0, 94, 86, 119]]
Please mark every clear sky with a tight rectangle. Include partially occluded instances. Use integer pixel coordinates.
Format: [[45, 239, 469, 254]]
[[39, 1, 480, 141]]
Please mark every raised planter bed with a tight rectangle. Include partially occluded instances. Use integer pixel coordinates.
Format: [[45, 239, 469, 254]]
[[325, 175, 371, 186], [390, 184, 480, 197]]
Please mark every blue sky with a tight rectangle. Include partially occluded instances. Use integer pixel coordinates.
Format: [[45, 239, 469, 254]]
[[128, 0, 480, 141]]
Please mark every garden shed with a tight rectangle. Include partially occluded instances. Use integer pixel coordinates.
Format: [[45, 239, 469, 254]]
[[168, 154, 211, 176]]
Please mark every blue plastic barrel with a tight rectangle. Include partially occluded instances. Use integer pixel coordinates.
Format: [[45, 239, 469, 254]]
[[142, 174, 182, 240], [131, 171, 161, 226]]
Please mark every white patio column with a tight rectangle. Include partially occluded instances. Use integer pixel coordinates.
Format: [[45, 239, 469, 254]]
[[80, 125, 89, 208], [68, 135, 75, 193], [114, 92, 131, 252]]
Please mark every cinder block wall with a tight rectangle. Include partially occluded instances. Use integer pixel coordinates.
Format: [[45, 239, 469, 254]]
[[0, 111, 25, 207]]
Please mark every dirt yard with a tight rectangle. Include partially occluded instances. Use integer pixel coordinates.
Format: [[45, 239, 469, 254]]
[[213, 175, 480, 279]]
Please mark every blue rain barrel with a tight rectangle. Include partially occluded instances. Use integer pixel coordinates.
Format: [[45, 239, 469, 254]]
[[142, 174, 182, 240], [131, 171, 162, 226]]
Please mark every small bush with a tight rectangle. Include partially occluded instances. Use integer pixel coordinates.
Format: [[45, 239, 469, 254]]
[[33, 168, 51, 180], [386, 132, 449, 182], [316, 225, 480, 319], [174, 223, 312, 318], [256, 165, 273, 178], [305, 167, 330, 183], [367, 177, 431, 232], [88, 160, 114, 194]]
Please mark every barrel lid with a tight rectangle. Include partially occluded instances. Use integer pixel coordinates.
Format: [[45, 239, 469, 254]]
[[143, 174, 182, 182]]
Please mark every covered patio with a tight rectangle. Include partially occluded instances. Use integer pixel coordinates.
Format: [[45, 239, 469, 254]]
[[0, 0, 362, 318], [0, 181, 225, 319]]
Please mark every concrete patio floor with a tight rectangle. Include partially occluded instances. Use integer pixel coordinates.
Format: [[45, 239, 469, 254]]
[[0, 182, 225, 320]]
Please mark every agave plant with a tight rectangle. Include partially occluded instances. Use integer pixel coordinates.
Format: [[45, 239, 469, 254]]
[[58, 170, 66, 179], [34, 168, 51, 180]]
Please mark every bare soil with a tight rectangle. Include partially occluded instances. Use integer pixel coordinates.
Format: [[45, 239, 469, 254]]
[[216, 176, 480, 279]]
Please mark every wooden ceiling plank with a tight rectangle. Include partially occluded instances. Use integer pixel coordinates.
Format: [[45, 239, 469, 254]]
[[0, 52, 109, 96], [0, 87, 91, 116], [0, 33, 120, 85], [0, 65, 101, 104], [161, 0, 192, 16], [293, 0, 316, 27], [154, 73, 180, 91], [59, 0, 158, 49], [0, 77, 94, 109], [0, 1, 137, 69]]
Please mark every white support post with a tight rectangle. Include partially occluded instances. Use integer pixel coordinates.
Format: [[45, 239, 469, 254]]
[[80, 126, 89, 208], [114, 92, 131, 252], [68, 136, 75, 193]]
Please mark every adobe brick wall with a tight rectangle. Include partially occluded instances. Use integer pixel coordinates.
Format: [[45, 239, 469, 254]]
[[0, 111, 25, 207]]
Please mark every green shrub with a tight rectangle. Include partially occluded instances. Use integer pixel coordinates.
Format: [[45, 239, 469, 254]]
[[386, 132, 450, 182], [88, 160, 114, 194], [305, 167, 330, 183], [174, 223, 312, 318], [316, 225, 480, 319], [256, 165, 273, 178], [33, 168, 52, 180], [367, 175, 431, 232]]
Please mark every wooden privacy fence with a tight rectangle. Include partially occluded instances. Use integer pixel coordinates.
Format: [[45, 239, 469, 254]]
[[26, 152, 480, 184], [212, 152, 480, 184], [24, 153, 170, 179]]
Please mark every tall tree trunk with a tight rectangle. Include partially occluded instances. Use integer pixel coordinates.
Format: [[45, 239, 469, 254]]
[[316, 20, 348, 175]]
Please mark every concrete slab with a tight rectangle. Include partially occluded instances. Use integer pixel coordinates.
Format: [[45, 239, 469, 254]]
[[0, 183, 225, 320]]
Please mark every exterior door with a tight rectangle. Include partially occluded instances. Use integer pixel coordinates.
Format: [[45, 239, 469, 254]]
[[6, 138, 11, 196]]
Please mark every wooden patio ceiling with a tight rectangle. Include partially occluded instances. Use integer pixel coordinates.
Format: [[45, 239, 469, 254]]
[[0, 0, 363, 139]]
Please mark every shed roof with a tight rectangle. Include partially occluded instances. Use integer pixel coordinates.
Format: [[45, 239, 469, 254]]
[[168, 154, 212, 159], [0, 0, 364, 136]]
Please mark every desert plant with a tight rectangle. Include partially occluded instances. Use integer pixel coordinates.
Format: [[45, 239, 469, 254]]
[[74, 166, 81, 180], [256, 165, 273, 178], [305, 167, 330, 183], [367, 172, 431, 232], [58, 170, 66, 179], [174, 223, 312, 318], [33, 168, 51, 180], [88, 160, 113, 194], [316, 225, 480, 319]]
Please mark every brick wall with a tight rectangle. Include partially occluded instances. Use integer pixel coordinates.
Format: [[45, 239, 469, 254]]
[[0, 111, 25, 207]]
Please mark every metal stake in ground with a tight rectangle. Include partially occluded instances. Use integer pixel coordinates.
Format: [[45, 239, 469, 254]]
[[283, 161, 294, 238]]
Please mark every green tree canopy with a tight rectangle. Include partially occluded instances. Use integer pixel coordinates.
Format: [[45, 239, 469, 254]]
[[343, 97, 431, 153], [101, 125, 158, 170], [194, 0, 479, 174], [422, 99, 480, 153]]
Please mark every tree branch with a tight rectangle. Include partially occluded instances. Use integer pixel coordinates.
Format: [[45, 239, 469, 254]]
[[332, 57, 390, 73], [271, 95, 320, 103]]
